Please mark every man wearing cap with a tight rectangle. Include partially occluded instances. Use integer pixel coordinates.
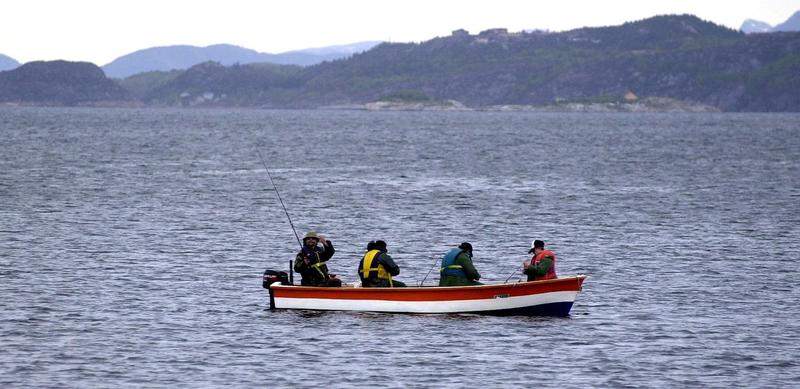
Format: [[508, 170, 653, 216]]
[[439, 242, 482, 286], [294, 230, 341, 287], [358, 240, 407, 287], [523, 240, 557, 281]]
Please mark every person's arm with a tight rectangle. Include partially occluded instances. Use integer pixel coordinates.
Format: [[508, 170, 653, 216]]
[[294, 251, 307, 272], [319, 240, 335, 262], [458, 253, 481, 281], [522, 257, 534, 275], [526, 257, 553, 276], [379, 253, 401, 276]]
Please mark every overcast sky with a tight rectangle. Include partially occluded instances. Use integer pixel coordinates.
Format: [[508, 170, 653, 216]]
[[2, 0, 799, 65]]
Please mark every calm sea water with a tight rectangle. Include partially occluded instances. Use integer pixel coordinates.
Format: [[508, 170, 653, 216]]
[[1, 107, 799, 387]]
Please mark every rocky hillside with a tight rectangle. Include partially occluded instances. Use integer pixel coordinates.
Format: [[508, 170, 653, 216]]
[[133, 61, 303, 106]]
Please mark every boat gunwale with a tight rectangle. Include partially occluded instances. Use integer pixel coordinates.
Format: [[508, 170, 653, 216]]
[[270, 275, 586, 302]]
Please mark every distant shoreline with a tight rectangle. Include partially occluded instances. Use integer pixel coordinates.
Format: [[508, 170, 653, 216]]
[[344, 96, 721, 113], [0, 100, 738, 113]]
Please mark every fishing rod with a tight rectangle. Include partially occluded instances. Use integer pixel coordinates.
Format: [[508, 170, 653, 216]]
[[257, 150, 303, 251], [504, 265, 523, 283], [495, 262, 514, 281], [418, 256, 441, 286]]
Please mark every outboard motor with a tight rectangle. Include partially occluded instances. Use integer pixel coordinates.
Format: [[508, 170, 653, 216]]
[[263, 269, 290, 311], [263, 269, 289, 289]]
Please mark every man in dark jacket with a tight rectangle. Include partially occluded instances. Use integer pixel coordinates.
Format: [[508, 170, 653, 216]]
[[294, 231, 341, 287], [439, 242, 482, 286], [358, 240, 407, 287]]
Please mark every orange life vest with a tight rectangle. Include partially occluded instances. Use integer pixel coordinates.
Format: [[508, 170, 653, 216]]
[[531, 249, 557, 280]]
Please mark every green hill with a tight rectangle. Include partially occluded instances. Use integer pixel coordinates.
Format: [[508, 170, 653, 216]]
[[0, 60, 129, 105], [136, 15, 800, 111], [3, 15, 799, 111], [133, 61, 304, 107]]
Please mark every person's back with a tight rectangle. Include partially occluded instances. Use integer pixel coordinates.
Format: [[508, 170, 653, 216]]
[[439, 242, 482, 286], [358, 240, 406, 287]]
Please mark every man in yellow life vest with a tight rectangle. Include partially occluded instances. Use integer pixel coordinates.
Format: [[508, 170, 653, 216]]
[[358, 240, 407, 287]]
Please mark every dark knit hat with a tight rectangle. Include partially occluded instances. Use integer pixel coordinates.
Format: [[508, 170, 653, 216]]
[[374, 240, 387, 251], [458, 242, 473, 252]]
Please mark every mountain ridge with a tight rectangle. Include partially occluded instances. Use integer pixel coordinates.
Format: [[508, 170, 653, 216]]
[[0, 53, 19, 71], [142, 14, 797, 111], [2, 14, 799, 111], [102, 42, 380, 78], [740, 10, 800, 33], [773, 11, 800, 32]]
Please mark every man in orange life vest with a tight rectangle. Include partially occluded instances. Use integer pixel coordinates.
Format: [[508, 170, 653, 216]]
[[523, 240, 557, 281]]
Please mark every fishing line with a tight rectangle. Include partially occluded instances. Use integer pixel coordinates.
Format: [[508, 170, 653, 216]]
[[257, 150, 303, 250], [504, 265, 522, 283], [418, 256, 440, 286]]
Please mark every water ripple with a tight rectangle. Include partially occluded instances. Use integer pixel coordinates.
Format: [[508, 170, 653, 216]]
[[1, 108, 798, 387]]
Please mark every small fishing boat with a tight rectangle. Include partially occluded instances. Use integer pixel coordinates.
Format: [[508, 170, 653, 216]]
[[256, 154, 586, 316], [264, 273, 587, 316]]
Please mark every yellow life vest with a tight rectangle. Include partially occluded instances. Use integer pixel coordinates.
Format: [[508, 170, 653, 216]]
[[311, 258, 327, 276], [360, 249, 393, 285]]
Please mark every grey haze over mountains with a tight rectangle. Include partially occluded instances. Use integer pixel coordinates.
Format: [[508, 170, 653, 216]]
[[101, 42, 381, 78], [0, 53, 19, 71], [741, 10, 800, 33]]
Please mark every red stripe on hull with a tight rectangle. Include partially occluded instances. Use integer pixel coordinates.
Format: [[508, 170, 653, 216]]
[[271, 275, 585, 302]]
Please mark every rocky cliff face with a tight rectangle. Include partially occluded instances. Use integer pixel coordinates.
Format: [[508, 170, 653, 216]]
[[0, 61, 129, 105]]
